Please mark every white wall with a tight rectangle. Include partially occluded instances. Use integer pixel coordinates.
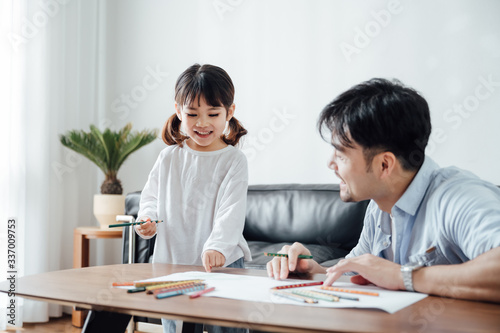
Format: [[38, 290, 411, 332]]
[[95, 0, 500, 195], [40, 0, 500, 271]]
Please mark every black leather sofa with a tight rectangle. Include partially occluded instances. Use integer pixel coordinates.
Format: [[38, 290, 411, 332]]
[[116, 183, 369, 330], [122, 183, 369, 269]]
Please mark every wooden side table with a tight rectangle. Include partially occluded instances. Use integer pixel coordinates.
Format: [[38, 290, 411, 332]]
[[72, 226, 123, 328]]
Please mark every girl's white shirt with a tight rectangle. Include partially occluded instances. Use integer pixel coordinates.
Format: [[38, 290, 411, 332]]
[[137, 142, 252, 266]]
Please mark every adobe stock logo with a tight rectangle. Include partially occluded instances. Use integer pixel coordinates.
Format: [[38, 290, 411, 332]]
[[7, 0, 72, 51], [212, 0, 244, 21], [339, 0, 403, 63], [242, 108, 296, 162], [52, 150, 83, 182], [409, 74, 499, 163], [110, 65, 169, 121], [442, 75, 500, 130]]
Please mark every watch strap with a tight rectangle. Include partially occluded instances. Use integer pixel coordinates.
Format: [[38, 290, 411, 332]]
[[401, 263, 424, 292]]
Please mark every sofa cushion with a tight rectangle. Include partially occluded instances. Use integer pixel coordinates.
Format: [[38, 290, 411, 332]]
[[244, 184, 368, 246]]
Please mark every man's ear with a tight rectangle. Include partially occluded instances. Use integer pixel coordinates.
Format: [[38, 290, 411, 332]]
[[175, 103, 182, 121], [226, 104, 235, 121], [376, 152, 397, 179]]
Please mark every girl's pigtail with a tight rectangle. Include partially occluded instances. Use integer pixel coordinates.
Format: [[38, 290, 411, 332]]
[[162, 113, 188, 145], [223, 117, 248, 146]]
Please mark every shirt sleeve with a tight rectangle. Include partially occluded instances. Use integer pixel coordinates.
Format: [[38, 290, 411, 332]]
[[441, 181, 500, 259], [136, 153, 161, 239], [202, 154, 248, 264]]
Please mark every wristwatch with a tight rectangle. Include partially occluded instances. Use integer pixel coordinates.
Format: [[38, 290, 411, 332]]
[[401, 262, 425, 292]]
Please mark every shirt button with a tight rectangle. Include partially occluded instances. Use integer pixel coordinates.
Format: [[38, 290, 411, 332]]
[[383, 241, 389, 247]]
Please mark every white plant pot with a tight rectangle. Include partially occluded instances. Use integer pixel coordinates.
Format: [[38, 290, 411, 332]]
[[93, 194, 125, 229]]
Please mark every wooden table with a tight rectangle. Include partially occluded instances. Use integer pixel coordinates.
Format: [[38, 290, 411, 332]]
[[72, 226, 123, 327], [1, 263, 500, 333]]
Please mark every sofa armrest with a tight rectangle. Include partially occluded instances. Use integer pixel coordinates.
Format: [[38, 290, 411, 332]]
[[121, 191, 156, 265], [122, 228, 156, 265], [120, 191, 160, 325]]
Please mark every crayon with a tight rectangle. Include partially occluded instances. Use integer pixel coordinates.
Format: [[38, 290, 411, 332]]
[[155, 284, 206, 299], [272, 281, 323, 290], [140, 279, 203, 289], [271, 290, 318, 304], [320, 286, 379, 297], [292, 290, 339, 302], [109, 220, 164, 228], [264, 252, 313, 259], [127, 287, 146, 293], [151, 282, 205, 296], [189, 287, 216, 299], [314, 289, 359, 301], [112, 282, 134, 287]]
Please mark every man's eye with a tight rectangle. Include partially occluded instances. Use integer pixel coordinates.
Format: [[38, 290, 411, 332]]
[[209, 114, 220, 117], [186, 114, 197, 117]]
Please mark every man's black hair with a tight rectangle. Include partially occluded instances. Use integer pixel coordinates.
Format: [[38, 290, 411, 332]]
[[318, 78, 431, 171]]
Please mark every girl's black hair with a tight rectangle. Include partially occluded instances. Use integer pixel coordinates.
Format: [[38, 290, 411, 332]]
[[163, 64, 247, 146]]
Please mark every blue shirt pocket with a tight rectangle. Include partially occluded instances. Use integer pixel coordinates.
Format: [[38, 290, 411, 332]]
[[408, 246, 448, 266]]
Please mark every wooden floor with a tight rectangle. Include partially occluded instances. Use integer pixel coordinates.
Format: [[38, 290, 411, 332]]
[[2, 314, 82, 333]]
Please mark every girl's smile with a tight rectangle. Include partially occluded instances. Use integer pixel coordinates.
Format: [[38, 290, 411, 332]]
[[194, 129, 213, 138]]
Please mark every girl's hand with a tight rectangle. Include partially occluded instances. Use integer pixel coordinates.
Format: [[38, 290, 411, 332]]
[[202, 250, 226, 272], [135, 217, 157, 237]]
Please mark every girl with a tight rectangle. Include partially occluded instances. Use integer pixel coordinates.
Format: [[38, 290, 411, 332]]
[[135, 64, 251, 333]]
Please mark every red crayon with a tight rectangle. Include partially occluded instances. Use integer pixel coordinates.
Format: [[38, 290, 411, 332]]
[[190, 286, 216, 299], [112, 282, 134, 287]]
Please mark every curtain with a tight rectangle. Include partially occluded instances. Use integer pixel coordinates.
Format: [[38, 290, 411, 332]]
[[1, 1, 27, 328], [1, 0, 106, 327]]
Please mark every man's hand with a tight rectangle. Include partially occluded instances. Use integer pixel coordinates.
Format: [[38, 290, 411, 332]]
[[325, 254, 404, 290], [202, 250, 226, 272], [135, 217, 157, 237], [266, 242, 325, 280]]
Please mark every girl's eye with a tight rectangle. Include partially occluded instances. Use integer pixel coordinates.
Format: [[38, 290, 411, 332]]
[[186, 114, 197, 117], [209, 114, 219, 117]]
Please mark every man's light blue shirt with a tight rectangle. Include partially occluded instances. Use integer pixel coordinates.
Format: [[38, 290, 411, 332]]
[[347, 156, 500, 266]]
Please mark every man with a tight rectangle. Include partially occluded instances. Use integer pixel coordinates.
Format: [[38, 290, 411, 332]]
[[267, 78, 500, 302]]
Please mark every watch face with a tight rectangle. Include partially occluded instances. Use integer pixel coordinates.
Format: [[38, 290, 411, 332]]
[[405, 263, 424, 271]]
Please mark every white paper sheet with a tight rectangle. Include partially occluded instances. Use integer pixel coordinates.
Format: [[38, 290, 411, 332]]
[[137, 271, 427, 314]]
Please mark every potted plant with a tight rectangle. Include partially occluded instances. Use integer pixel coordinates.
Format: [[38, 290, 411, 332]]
[[60, 123, 157, 228]]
